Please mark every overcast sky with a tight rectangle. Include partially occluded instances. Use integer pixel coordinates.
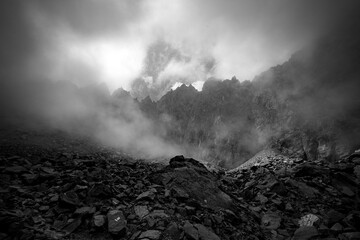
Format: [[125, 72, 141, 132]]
[[0, 0, 356, 92]]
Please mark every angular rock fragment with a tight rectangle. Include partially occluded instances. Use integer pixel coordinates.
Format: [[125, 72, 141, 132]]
[[338, 232, 360, 240], [261, 212, 281, 230], [60, 191, 80, 207], [183, 221, 199, 240], [256, 193, 268, 204], [194, 224, 221, 240], [62, 218, 82, 235], [139, 230, 162, 239], [136, 189, 156, 201], [331, 222, 343, 233], [74, 206, 95, 215], [343, 212, 360, 230], [299, 214, 320, 227], [292, 226, 319, 240], [4, 166, 27, 174], [93, 214, 106, 227], [325, 210, 345, 226], [88, 183, 112, 198], [162, 222, 181, 240], [286, 179, 319, 198], [134, 205, 149, 219], [21, 173, 38, 185]]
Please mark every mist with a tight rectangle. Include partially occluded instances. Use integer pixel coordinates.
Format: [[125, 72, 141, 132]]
[[1, 0, 359, 164]]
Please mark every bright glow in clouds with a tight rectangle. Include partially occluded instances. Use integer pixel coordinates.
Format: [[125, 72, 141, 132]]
[[93, 41, 146, 91], [26, 0, 332, 94], [65, 39, 146, 91]]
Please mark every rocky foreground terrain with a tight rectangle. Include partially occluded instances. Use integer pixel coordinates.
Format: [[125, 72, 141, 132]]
[[0, 127, 360, 240]]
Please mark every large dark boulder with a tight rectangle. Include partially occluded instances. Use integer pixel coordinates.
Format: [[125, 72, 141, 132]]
[[151, 156, 233, 210]]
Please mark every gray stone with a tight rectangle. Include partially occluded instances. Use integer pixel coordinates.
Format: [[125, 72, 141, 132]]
[[338, 232, 360, 240], [183, 221, 199, 240], [136, 189, 156, 201], [293, 226, 319, 240], [93, 215, 106, 227], [162, 223, 181, 240], [343, 212, 360, 230], [287, 179, 319, 198], [139, 230, 162, 239], [194, 224, 221, 240], [4, 166, 27, 174], [354, 166, 360, 180], [256, 193, 268, 204], [161, 167, 232, 210], [62, 218, 82, 235], [134, 205, 149, 219], [74, 206, 96, 215], [22, 173, 38, 184], [39, 206, 49, 211], [61, 191, 80, 206], [49, 194, 59, 202], [298, 214, 320, 227], [285, 203, 293, 211], [331, 223, 343, 232], [261, 212, 281, 230], [325, 210, 345, 226], [107, 210, 126, 235], [146, 210, 169, 219]]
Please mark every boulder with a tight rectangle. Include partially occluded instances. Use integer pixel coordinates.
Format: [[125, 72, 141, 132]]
[[338, 232, 360, 240], [194, 224, 221, 240], [134, 205, 149, 219], [107, 210, 126, 236], [139, 230, 162, 239], [183, 221, 199, 240], [60, 191, 80, 207], [261, 212, 281, 230], [293, 226, 319, 240], [299, 214, 320, 227], [93, 215, 106, 228], [157, 157, 233, 210], [162, 223, 181, 240]]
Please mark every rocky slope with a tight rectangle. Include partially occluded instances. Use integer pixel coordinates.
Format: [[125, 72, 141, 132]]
[[0, 128, 264, 240], [1, 128, 360, 240]]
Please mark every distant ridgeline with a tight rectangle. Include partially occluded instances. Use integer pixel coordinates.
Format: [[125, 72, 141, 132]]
[[137, 27, 360, 168]]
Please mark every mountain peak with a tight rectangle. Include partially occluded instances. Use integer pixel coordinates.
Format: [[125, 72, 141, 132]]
[[112, 88, 132, 100]]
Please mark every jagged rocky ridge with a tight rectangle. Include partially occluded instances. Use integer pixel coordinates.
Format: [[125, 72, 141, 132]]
[[138, 25, 360, 169], [0, 129, 360, 239]]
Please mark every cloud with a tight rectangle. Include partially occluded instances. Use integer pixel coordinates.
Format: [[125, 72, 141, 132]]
[[3, 0, 356, 92]]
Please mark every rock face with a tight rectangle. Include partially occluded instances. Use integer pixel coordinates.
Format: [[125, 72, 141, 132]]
[[137, 24, 360, 169]]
